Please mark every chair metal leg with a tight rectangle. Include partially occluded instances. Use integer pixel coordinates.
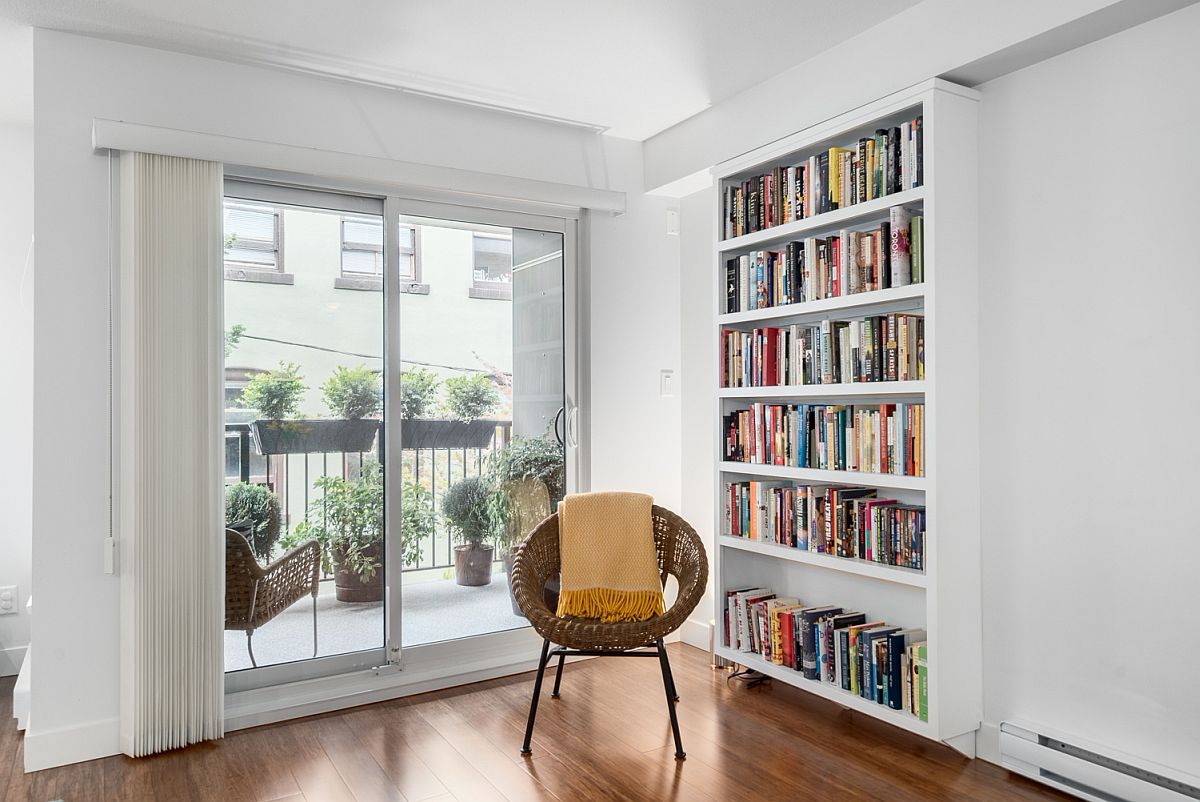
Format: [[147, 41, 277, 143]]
[[656, 639, 685, 759], [521, 639, 552, 756], [662, 648, 680, 702], [550, 652, 566, 698], [312, 595, 319, 659], [246, 631, 258, 668]]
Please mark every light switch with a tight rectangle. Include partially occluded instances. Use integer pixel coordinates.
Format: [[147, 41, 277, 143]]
[[660, 369, 675, 397]]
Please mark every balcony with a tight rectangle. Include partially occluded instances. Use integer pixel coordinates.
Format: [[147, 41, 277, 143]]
[[223, 418, 547, 672]]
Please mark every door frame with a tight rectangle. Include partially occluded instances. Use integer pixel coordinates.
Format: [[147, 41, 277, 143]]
[[385, 196, 582, 667]]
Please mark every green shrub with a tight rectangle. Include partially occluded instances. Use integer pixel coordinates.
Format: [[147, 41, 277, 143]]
[[240, 362, 305, 420], [322, 365, 381, 419], [400, 367, 440, 419], [442, 476, 496, 547], [488, 435, 565, 504], [443, 374, 500, 422], [281, 462, 434, 580], [224, 482, 281, 561]]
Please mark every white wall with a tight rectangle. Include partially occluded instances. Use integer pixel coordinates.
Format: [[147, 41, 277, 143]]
[[30, 30, 677, 768], [976, 4, 1200, 775], [587, 138, 682, 513], [0, 121, 33, 677], [677, 188, 715, 645]]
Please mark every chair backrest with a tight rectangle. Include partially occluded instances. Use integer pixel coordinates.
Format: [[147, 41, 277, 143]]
[[225, 529, 261, 630], [502, 478, 552, 547]]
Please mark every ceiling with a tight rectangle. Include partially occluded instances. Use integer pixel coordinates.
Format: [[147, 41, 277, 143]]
[[0, 0, 919, 139]]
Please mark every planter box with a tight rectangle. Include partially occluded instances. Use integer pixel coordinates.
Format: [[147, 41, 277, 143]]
[[401, 419, 501, 450], [251, 418, 380, 456]]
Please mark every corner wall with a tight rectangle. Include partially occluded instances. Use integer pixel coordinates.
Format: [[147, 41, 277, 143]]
[[975, 4, 1200, 775], [0, 121, 33, 677]]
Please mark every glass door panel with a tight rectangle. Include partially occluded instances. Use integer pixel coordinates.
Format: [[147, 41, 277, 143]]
[[396, 213, 566, 648], [222, 182, 387, 677]]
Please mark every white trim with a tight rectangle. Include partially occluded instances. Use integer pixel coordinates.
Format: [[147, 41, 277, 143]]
[[679, 617, 710, 651], [225, 626, 543, 730], [0, 645, 26, 677], [23, 717, 121, 772], [92, 119, 626, 216]]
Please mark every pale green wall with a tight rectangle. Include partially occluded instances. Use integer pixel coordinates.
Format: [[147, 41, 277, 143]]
[[225, 209, 515, 417]]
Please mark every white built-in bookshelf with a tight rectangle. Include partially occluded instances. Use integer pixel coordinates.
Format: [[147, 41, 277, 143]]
[[710, 79, 981, 756]]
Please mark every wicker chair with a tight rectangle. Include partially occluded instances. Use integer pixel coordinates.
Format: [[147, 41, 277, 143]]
[[224, 530, 322, 667], [511, 505, 707, 759]]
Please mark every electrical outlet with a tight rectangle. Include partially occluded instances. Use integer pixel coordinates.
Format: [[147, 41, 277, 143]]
[[0, 586, 17, 616]]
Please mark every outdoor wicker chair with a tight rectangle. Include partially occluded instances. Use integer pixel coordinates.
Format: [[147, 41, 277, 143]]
[[510, 505, 707, 759], [224, 529, 322, 668]]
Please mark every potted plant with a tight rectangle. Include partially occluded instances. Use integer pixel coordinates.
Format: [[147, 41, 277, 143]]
[[244, 363, 383, 455], [316, 365, 382, 452], [442, 475, 496, 586], [224, 482, 281, 561], [401, 369, 503, 450], [282, 462, 434, 602], [489, 434, 564, 614]]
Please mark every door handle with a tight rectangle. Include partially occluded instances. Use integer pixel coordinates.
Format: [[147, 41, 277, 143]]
[[566, 406, 579, 449], [553, 406, 565, 447]]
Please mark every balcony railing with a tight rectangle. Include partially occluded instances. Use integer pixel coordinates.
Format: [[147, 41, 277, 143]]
[[224, 420, 513, 574]]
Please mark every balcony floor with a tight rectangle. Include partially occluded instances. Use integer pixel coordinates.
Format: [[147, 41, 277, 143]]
[[224, 571, 528, 673]]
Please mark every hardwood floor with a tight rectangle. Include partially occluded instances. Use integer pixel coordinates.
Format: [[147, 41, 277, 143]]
[[0, 644, 1070, 801]]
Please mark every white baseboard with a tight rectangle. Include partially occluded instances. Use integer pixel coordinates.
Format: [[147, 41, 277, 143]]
[[680, 616, 710, 651], [976, 719, 1002, 765], [23, 717, 121, 772], [0, 645, 27, 678]]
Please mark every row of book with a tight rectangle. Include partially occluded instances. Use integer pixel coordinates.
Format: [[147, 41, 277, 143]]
[[724, 587, 929, 720], [723, 481, 925, 570], [723, 402, 925, 477], [722, 118, 923, 240], [724, 209, 923, 314], [720, 313, 924, 388]]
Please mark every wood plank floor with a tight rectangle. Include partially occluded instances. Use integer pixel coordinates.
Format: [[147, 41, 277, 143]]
[[0, 644, 1070, 801]]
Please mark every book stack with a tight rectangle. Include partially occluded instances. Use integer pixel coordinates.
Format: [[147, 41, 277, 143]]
[[722, 481, 925, 570], [722, 118, 923, 240], [723, 402, 925, 477], [724, 210, 924, 313], [720, 312, 924, 387], [723, 587, 929, 721]]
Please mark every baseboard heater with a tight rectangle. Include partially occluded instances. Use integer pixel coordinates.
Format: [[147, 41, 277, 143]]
[[1000, 721, 1200, 802]]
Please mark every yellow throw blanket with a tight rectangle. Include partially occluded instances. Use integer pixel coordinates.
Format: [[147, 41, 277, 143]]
[[556, 491, 665, 623]]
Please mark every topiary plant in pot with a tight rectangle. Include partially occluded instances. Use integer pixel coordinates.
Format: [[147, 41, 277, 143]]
[[401, 370, 502, 450], [224, 482, 281, 562], [442, 475, 496, 586], [315, 365, 382, 453], [242, 362, 313, 455]]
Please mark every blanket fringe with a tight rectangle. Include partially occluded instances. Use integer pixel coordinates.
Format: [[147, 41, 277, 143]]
[[556, 588, 665, 623]]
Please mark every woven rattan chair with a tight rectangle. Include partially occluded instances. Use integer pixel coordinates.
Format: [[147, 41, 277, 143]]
[[224, 529, 322, 667], [511, 504, 707, 759]]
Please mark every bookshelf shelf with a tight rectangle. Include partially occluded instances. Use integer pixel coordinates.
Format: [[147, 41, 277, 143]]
[[718, 535, 928, 588], [719, 187, 925, 253], [717, 381, 925, 400], [714, 645, 935, 738], [717, 284, 925, 326], [710, 79, 981, 755], [718, 461, 926, 491]]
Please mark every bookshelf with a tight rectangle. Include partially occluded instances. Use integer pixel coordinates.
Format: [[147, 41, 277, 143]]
[[710, 79, 981, 756]]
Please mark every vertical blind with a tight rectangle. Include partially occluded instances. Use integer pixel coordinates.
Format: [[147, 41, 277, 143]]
[[118, 152, 225, 756]]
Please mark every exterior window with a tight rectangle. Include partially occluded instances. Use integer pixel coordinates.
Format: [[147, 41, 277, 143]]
[[223, 201, 292, 284], [341, 217, 384, 276], [470, 233, 513, 300], [335, 221, 425, 292]]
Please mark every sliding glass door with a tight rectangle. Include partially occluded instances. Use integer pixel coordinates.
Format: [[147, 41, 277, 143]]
[[393, 205, 571, 648], [222, 184, 577, 685]]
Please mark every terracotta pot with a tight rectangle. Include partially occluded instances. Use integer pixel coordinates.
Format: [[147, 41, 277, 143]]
[[454, 543, 494, 586], [501, 550, 522, 616], [333, 544, 384, 602]]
